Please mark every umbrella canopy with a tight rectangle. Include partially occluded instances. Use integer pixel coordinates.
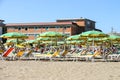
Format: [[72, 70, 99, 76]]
[[109, 35, 120, 41], [24, 40, 38, 44], [6, 39, 25, 44], [66, 40, 84, 45], [36, 37, 56, 41], [81, 30, 108, 37], [80, 30, 108, 46], [88, 38, 101, 42], [38, 31, 65, 38], [66, 35, 86, 41], [101, 35, 120, 43], [0, 32, 28, 39], [38, 31, 66, 46]]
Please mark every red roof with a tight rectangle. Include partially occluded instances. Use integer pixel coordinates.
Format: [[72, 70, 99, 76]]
[[6, 22, 73, 26]]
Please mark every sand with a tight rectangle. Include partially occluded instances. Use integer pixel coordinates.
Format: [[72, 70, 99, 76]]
[[0, 61, 120, 80]]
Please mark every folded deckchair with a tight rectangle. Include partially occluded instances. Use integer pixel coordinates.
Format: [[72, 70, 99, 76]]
[[0, 47, 14, 60]]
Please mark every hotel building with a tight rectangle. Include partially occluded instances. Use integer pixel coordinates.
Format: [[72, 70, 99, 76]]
[[0, 18, 101, 40]]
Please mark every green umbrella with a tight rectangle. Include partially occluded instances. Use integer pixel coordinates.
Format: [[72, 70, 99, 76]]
[[6, 39, 25, 44], [109, 35, 120, 41], [101, 35, 120, 41], [80, 30, 108, 46], [81, 30, 108, 37], [107, 35, 120, 46], [38, 31, 65, 38], [36, 37, 56, 41], [0, 32, 28, 45], [88, 38, 101, 42], [66, 40, 84, 45], [38, 31, 66, 46], [0, 32, 28, 39], [25, 40, 38, 44], [57, 41, 65, 45], [66, 35, 86, 41]]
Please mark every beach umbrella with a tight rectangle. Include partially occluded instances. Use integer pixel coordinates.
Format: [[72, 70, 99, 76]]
[[38, 31, 66, 46], [80, 30, 108, 37], [88, 38, 102, 42], [36, 37, 56, 41], [109, 35, 120, 41], [0, 32, 28, 39], [36, 37, 58, 47], [38, 31, 65, 38], [0, 32, 28, 45], [108, 35, 120, 46], [66, 35, 86, 41], [101, 35, 120, 46], [57, 41, 65, 45], [80, 30, 108, 46], [23, 40, 38, 44], [6, 39, 25, 44], [66, 40, 84, 45]]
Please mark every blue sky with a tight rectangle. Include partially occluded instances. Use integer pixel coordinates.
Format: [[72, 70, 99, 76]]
[[0, 0, 120, 33]]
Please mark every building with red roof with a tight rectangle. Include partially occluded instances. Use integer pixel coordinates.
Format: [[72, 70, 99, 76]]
[[0, 18, 101, 40]]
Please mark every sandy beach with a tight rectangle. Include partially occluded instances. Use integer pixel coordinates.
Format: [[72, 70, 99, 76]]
[[0, 61, 120, 80]]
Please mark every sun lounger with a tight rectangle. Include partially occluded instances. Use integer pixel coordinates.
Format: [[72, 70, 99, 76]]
[[14, 50, 25, 60], [107, 54, 120, 61], [22, 50, 33, 60], [61, 50, 68, 57], [34, 50, 60, 61]]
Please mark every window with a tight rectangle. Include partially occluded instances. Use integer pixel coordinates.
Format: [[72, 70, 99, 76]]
[[45, 27, 49, 30], [18, 27, 21, 30], [34, 27, 38, 30], [29, 27, 34, 29], [56, 26, 59, 29], [87, 21, 90, 25], [64, 27, 66, 30], [25, 27, 28, 31]]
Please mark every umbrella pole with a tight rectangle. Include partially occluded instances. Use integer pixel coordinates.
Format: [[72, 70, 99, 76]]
[[92, 36, 94, 46]]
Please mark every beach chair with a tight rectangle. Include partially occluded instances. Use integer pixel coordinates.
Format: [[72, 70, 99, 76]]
[[107, 52, 120, 62], [80, 49, 88, 55], [54, 50, 70, 61], [22, 50, 33, 60], [0, 49, 4, 54], [72, 49, 93, 61], [93, 50, 101, 58], [42, 50, 60, 60], [61, 50, 68, 57], [14, 50, 25, 60], [0, 47, 14, 60], [34, 50, 60, 61], [52, 50, 60, 57]]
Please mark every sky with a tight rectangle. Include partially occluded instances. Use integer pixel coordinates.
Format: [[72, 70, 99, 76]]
[[0, 0, 120, 33]]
